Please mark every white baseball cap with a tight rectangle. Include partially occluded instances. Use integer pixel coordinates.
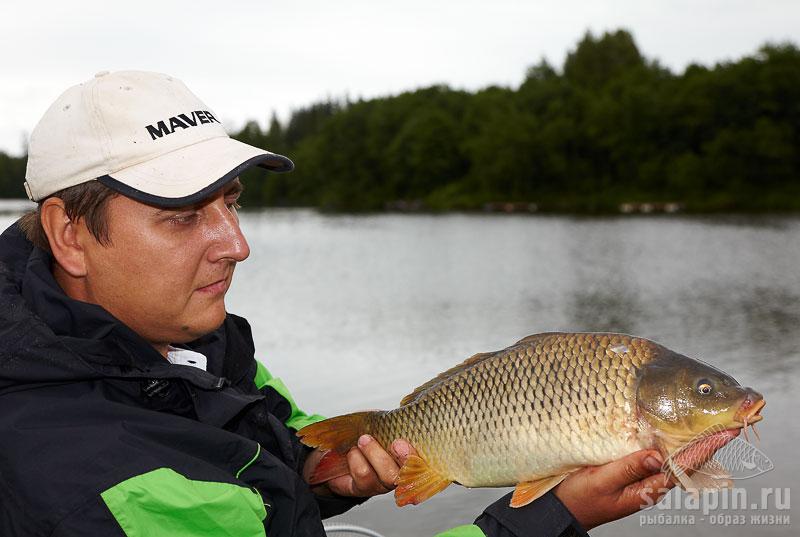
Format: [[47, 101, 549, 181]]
[[24, 70, 293, 207]]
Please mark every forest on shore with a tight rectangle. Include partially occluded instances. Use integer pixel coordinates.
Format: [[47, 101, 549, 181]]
[[1, 30, 798, 212]]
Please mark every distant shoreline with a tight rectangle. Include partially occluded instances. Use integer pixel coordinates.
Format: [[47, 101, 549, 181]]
[[3, 197, 800, 216]]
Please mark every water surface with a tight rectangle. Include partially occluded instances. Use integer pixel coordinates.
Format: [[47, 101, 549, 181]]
[[2, 203, 796, 536], [230, 210, 798, 537]]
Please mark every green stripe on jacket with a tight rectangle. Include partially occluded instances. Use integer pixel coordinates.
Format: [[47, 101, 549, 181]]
[[435, 524, 487, 536], [254, 360, 327, 430], [101, 467, 267, 536]]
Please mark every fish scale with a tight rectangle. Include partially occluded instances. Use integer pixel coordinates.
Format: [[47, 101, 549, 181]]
[[365, 333, 647, 487], [299, 331, 765, 508]]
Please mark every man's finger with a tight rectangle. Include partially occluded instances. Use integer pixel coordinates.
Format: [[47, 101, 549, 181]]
[[356, 435, 400, 489], [325, 474, 357, 497], [347, 444, 391, 496], [389, 438, 418, 467], [592, 450, 664, 494], [625, 472, 676, 508]]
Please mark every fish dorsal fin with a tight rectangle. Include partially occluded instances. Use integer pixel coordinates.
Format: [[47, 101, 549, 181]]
[[399, 351, 495, 406], [513, 332, 563, 345]]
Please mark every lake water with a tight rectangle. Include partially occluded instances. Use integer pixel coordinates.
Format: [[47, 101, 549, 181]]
[[1, 203, 797, 536]]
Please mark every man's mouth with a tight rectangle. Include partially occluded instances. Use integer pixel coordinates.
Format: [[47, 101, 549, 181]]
[[196, 276, 229, 295]]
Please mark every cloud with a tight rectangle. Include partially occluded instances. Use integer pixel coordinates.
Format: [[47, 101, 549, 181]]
[[1, 0, 797, 154]]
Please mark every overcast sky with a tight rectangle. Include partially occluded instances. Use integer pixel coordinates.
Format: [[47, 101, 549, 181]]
[[0, 0, 797, 155]]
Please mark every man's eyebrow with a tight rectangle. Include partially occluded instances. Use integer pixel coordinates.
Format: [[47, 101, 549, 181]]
[[152, 205, 188, 217]]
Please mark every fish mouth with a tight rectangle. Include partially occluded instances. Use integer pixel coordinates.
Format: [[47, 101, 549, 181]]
[[733, 397, 765, 427], [730, 394, 765, 443]]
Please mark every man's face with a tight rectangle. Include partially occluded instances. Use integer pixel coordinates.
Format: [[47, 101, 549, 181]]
[[80, 179, 249, 347]]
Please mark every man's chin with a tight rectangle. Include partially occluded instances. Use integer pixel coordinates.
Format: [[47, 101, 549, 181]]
[[174, 310, 228, 342]]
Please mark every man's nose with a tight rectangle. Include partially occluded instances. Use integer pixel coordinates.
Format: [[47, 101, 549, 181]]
[[206, 202, 250, 263]]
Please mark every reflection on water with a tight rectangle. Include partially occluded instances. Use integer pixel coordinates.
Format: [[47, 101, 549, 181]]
[[568, 287, 646, 333], [563, 223, 649, 332], [1, 206, 797, 536]]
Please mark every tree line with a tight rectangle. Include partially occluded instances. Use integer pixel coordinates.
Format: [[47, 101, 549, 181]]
[[2, 30, 798, 212]]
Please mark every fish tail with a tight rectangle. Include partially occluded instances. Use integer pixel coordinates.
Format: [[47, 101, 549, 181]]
[[308, 450, 350, 484], [297, 411, 379, 484], [296, 411, 377, 452]]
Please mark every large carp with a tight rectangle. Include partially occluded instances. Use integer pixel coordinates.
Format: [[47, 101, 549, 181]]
[[298, 332, 765, 507]]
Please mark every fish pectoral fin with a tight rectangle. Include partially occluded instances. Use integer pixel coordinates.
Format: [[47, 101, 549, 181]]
[[394, 455, 451, 507], [689, 459, 734, 490], [510, 474, 569, 508], [664, 443, 734, 494], [666, 456, 699, 493]]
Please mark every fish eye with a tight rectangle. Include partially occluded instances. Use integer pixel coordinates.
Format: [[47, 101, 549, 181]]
[[697, 379, 714, 395]]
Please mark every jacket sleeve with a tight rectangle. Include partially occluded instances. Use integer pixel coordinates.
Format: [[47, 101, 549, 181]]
[[435, 491, 589, 537], [252, 360, 367, 518]]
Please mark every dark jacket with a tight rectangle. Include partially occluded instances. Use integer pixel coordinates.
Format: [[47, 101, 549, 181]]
[[0, 221, 586, 537], [0, 222, 359, 536]]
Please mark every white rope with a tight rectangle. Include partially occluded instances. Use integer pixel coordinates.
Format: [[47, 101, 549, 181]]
[[323, 523, 388, 537]]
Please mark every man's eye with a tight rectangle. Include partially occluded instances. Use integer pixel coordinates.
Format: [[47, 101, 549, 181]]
[[169, 213, 198, 225], [226, 200, 241, 211]]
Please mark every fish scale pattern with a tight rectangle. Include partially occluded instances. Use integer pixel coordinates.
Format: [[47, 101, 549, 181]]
[[369, 332, 659, 487]]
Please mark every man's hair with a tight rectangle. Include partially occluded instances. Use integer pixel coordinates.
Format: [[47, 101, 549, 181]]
[[18, 181, 118, 254]]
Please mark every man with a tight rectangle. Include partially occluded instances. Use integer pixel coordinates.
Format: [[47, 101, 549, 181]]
[[0, 71, 670, 536]]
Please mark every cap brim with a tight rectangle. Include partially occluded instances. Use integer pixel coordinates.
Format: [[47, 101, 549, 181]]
[[98, 136, 293, 207]]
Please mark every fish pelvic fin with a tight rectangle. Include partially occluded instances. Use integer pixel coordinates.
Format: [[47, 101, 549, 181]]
[[510, 474, 569, 508], [395, 454, 451, 507], [296, 411, 376, 452]]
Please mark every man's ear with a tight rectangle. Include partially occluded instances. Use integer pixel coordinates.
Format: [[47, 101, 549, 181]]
[[40, 198, 87, 277]]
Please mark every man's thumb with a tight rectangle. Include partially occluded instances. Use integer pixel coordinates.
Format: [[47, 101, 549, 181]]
[[390, 439, 417, 466]]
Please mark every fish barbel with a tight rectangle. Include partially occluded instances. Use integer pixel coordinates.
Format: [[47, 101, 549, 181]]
[[298, 332, 765, 507]]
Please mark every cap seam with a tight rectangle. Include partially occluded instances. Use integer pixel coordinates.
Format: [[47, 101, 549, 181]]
[[88, 79, 116, 174]]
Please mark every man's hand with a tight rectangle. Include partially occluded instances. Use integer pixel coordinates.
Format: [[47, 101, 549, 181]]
[[304, 435, 417, 498], [554, 449, 673, 530]]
